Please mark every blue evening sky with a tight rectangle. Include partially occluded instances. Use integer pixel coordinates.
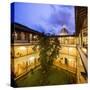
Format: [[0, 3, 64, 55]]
[[11, 2, 75, 35]]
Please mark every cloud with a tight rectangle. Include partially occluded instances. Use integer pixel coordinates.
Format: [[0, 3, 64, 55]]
[[12, 2, 75, 35]]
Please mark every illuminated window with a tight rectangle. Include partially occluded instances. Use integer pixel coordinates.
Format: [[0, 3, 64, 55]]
[[29, 34, 32, 42], [21, 32, 25, 40]]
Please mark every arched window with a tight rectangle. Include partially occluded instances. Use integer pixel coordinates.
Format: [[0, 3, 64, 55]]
[[21, 32, 25, 40]]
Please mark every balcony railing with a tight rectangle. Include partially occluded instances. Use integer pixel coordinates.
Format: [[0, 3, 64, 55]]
[[76, 45, 88, 83]]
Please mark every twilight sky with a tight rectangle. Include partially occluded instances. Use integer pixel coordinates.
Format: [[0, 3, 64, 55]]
[[11, 2, 75, 35]]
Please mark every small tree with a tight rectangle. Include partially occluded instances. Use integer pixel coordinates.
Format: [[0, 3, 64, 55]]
[[33, 34, 61, 85]]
